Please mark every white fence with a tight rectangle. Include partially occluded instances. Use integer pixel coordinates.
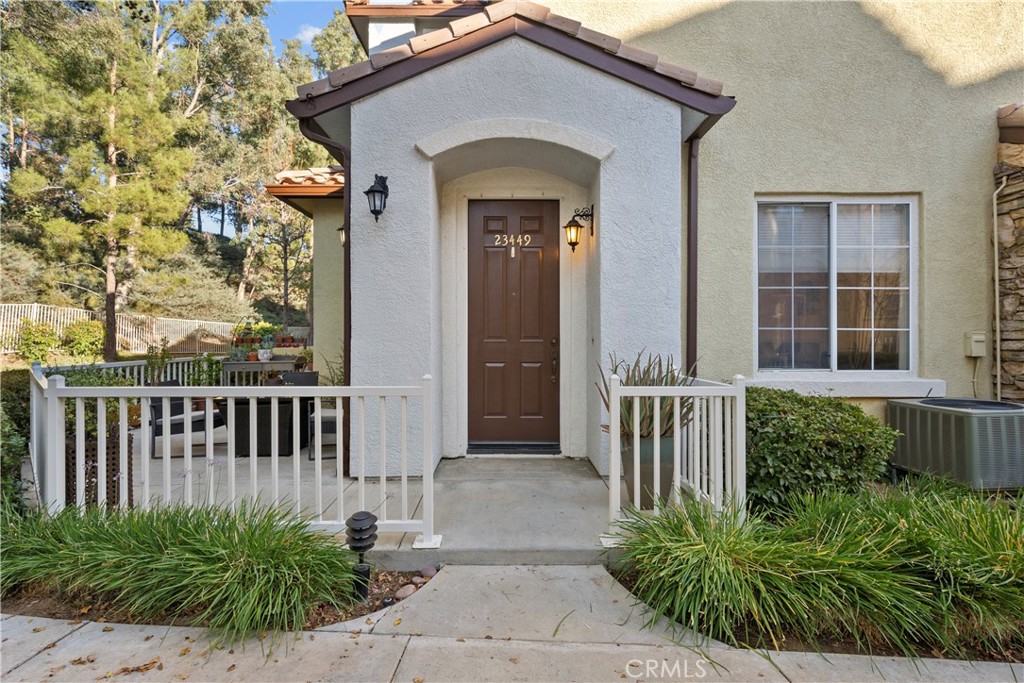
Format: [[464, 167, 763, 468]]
[[28, 366, 441, 548], [43, 357, 211, 386], [605, 374, 746, 534], [1, 303, 234, 355]]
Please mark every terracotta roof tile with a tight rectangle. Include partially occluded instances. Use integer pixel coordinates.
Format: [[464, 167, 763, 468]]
[[369, 43, 415, 70], [655, 59, 697, 87], [513, 1, 549, 22], [576, 26, 622, 54], [449, 11, 491, 37], [484, 1, 516, 22], [409, 26, 456, 54], [544, 12, 581, 36], [616, 43, 658, 70], [328, 60, 375, 88], [272, 165, 346, 187], [305, 0, 727, 100]]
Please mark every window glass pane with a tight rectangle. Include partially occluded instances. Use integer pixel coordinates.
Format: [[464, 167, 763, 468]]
[[837, 289, 871, 328], [758, 248, 792, 286], [793, 289, 828, 327], [758, 329, 792, 369], [757, 205, 793, 247], [793, 206, 829, 246], [874, 330, 909, 370], [837, 248, 872, 286], [874, 290, 908, 329], [874, 204, 910, 246], [793, 247, 828, 280], [794, 329, 829, 369], [873, 248, 909, 287], [837, 205, 872, 246], [837, 330, 872, 369], [758, 289, 792, 327]]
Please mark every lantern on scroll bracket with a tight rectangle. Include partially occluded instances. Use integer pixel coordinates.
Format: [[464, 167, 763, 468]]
[[563, 205, 594, 253]]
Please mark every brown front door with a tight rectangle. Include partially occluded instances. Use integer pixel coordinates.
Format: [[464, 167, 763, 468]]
[[468, 200, 560, 449]]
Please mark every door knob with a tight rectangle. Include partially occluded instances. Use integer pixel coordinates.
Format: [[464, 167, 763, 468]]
[[551, 351, 558, 383]]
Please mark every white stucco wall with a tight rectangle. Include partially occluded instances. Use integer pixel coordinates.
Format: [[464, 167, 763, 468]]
[[342, 36, 682, 474]]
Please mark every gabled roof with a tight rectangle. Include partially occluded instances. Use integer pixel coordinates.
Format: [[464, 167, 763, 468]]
[[287, 0, 734, 128]]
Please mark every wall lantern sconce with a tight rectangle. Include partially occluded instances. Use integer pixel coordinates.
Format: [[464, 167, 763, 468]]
[[337, 226, 347, 246], [364, 175, 389, 222], [563, 205, 594, 253]]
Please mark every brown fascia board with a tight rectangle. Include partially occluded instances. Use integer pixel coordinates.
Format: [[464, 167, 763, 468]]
[[286, 17, 735, 125], [265, 184, 345, 218]]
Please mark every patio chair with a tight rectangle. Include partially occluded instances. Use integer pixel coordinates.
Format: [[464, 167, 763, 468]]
[[149, 380, 225, 458]]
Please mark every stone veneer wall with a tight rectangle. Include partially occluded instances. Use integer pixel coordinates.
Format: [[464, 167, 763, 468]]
[[995, 132, 1024, 402]]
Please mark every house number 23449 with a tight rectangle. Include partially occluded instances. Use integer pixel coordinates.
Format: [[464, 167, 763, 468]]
[[493, 233, 532, 247]]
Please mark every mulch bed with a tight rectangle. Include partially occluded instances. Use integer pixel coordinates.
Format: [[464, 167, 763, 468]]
[[2, 569, 423, 631], [610, 567, 1022, 664]]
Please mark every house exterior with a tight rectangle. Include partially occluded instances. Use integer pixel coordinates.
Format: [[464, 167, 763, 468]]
[[271, 0, 1024, 476]]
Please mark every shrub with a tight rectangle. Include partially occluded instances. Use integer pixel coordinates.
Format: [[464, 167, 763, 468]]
[[48, 366, 138, 437], [61, 319, 104, 358], [1, 406, 28, 514], [188, 353, 222, 386], [745, 387, 896, 510], [614, 480, 1024, 658], [1, 504, 358, 643], [0, 369, 31, 441], [16, 319, 58, 363]]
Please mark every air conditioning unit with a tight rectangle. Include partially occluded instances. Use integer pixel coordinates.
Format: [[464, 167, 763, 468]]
[[888, 398, 1024, 490]]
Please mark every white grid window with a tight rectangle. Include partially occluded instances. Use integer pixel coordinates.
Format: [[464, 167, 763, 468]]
[[757, 199, 915, 373]]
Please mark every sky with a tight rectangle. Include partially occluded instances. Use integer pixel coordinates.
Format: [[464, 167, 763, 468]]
[[264, 0, 348, 55]]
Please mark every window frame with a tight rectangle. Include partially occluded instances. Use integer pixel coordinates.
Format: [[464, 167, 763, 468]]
[[753, 195, 919, 379]]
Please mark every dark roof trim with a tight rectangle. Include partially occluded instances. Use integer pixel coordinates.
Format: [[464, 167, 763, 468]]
[[286, 16, 735, 126], [265, 185, 344, 218]]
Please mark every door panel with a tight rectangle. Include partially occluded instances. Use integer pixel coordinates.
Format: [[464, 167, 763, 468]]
[[468, 200, 560, 445]]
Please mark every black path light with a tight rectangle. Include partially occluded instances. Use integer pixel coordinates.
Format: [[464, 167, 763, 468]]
[[345, 510, 378, 601], [364, 175, 389, 222], [563, 204, 594, 253]]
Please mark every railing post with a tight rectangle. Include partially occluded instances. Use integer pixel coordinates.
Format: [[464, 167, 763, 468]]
[[733, 374, 747, 519], [29, 363, 45, 506], [43, 375, 67, 514], [600, 374, 622, 548], [412, 374, 442, 548]]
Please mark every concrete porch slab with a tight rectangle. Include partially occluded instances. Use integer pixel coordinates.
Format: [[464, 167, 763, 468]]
[[370, 457, 611, 567]]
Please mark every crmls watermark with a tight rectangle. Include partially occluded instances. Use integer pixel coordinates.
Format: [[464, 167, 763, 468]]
[[625, 657, 707, 679]]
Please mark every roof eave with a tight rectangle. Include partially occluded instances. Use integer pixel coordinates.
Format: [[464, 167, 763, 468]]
[[286, 16, 734, 130]]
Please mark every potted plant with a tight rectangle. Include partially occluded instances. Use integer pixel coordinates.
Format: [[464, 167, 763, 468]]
[[297, 347, 315, 371], [597, 352, 695, 510], [246, 344, 259, 362], [258, 334, 276, 361]]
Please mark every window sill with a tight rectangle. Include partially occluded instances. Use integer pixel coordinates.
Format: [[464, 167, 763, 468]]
[[748, 374, 946, 398]]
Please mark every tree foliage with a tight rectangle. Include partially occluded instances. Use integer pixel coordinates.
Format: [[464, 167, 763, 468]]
[[1, 0, 363, 344]]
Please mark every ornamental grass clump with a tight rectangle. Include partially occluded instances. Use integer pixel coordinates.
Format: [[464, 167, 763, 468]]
[[615, 478, 1024, 658], [1, 503, 357, 643]]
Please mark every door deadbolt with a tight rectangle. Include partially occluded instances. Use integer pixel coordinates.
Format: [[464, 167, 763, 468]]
[[551, 337, 558, 346]]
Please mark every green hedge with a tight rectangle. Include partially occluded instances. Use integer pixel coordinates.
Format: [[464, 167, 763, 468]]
[[746, 387, 896, 510], [61, 319, 104, 357]]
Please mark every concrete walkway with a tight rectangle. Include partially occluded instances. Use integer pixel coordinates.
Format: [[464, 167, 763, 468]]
[[3, 565, 1020, 683]]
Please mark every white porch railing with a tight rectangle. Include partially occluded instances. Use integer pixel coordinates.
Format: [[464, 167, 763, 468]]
[[28, 366, 441, 548], [42, 357, 213, 386], [606, 374, 746, 529]]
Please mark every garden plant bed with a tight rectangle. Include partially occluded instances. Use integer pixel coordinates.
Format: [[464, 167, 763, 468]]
[[2, 569, 423, 631], [611, 567, 1022, 663], [610, 478, 1023, 665]]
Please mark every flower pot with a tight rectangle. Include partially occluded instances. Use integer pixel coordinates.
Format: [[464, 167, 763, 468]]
[[620, 436, 684, 510], [257, 349, 273, 361], [283, 335, 294, 344], [247, 351, 259, 361]]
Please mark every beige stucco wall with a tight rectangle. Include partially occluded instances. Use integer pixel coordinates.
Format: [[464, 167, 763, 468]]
[[540, 0, 1024, 400], [309, 200, 345, 374]]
